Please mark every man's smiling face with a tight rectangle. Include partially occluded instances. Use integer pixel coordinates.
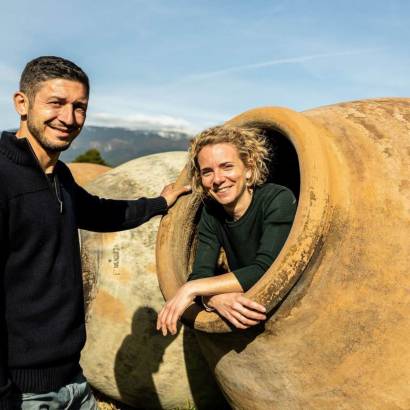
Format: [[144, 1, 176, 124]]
[[26, 78, 88, 153]]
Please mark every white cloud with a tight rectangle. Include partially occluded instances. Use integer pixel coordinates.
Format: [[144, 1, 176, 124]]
[[86, 112, 195, 133]]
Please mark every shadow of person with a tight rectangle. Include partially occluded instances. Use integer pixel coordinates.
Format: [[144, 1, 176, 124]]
[[114, 306, 178, 409], [182, 326, 231, 410]]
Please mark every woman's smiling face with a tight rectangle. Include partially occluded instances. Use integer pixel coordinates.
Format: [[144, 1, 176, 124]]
[[198, 143, 252, 215]]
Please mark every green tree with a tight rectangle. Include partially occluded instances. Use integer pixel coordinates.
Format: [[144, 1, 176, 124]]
[[73, 148, 109, 166]]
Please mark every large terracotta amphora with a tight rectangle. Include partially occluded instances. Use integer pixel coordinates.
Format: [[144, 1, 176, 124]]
[[156, 98, 410, 410], [79, 152, 228, 409]]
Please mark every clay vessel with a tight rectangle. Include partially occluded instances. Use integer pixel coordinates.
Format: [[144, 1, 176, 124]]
[[156, 98, 410, 409], [67, 162, 111, 186], [79, 152, 228, 409]]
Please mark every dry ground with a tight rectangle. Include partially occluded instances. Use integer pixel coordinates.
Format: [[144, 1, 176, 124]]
[[93, 389, 196, 410]]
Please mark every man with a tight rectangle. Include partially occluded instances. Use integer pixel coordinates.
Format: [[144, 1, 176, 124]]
[[0, 56, 189, 409]]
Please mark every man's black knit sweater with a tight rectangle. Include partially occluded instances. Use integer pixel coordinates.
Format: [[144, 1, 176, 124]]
[[0, 131, 167, 409]]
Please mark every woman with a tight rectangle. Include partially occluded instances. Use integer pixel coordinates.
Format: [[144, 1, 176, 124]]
[[157, 126, 297, 335]]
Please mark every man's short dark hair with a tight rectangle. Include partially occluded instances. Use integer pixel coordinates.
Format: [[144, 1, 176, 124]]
[[20, 56, 90, 101]]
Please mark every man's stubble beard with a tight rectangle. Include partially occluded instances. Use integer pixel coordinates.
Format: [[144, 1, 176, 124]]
[[26, 115, 77, 153]]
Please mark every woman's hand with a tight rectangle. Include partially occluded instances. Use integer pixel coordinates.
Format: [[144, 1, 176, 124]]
[[204, 293, 266, 329], [157, 282, 196, 336]]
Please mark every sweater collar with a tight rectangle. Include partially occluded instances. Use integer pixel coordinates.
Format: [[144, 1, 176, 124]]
[[0, 131, 42, 167], [0, 131, 65, 173]]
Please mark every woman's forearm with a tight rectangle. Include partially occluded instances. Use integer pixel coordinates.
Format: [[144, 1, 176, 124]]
[[185, 272, 243, 297]]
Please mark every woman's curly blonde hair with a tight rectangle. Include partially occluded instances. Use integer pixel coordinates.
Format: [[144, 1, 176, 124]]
[[188, 125, 270, 197]]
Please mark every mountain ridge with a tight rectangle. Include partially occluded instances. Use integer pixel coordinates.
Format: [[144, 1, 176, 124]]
[[60, 125, 192, 166]]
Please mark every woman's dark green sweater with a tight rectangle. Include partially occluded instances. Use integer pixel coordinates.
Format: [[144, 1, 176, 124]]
[[188, 183, 297, 291]]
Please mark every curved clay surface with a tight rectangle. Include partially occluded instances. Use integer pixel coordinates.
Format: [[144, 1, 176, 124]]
[[67, 162, 111, 186], [156, 99, 410, 409], [79, 152, 228, 409]]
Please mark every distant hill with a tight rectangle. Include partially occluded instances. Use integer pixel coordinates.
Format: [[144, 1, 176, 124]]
[[60, 126, 192, 166]]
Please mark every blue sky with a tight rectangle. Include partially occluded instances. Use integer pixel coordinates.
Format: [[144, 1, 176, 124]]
[[1, 0, 409, 132]]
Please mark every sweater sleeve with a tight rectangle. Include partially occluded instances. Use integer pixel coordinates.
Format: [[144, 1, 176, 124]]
[[0, 200, 13, 410], [73, 182, 168, 232], [232, 188, 297, 291], [188, 207, 221, 281]]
